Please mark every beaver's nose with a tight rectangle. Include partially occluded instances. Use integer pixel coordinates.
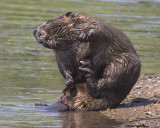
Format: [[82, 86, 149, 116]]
[[33, 29, 37, 36]]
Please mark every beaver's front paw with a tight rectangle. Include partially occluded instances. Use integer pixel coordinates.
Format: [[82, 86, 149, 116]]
[[79, 59, 96, 78], [79, 29, 96, 42]]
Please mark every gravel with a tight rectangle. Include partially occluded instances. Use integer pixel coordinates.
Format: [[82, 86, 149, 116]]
[[102, 75, 160, 127]]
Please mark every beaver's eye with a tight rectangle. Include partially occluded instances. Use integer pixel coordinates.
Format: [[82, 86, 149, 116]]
[[38, 32, 42, 37], [65, 11, 74, 18], [38, 31, 46, 37]]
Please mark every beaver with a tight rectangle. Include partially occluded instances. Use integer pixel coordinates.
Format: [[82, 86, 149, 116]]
[[33, 11, 141, 111]]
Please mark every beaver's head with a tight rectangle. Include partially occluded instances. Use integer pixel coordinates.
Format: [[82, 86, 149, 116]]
[[33, 12, 90, 49]]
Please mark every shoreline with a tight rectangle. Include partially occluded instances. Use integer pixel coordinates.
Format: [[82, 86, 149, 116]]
[[102, 75, 160, 127]]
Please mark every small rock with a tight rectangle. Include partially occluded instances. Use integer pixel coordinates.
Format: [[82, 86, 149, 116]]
[[145, 111, 155, 116], [154, 93, 160, 98], [135, 85, 141, 89]]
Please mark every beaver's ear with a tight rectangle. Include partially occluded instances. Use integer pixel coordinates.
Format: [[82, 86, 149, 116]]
[[65, 11, 74, 18]]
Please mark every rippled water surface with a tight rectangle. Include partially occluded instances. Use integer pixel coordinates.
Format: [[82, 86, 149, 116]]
[[0, 0, 160, 127]]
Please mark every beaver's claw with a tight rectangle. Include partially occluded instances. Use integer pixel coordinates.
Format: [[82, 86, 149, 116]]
[[79, 29, 96, 42]]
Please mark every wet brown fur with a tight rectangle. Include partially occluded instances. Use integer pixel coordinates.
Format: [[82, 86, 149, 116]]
[[33, 12, 141, 111], [58, 83, 111, 111]]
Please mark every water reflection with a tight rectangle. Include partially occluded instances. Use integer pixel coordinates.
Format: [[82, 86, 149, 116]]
[[0, 104, 122, 128], [59, 111, 122, 128]]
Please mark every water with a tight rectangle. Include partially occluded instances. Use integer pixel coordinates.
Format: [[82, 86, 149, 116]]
[[0, 0, 160, 127]]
